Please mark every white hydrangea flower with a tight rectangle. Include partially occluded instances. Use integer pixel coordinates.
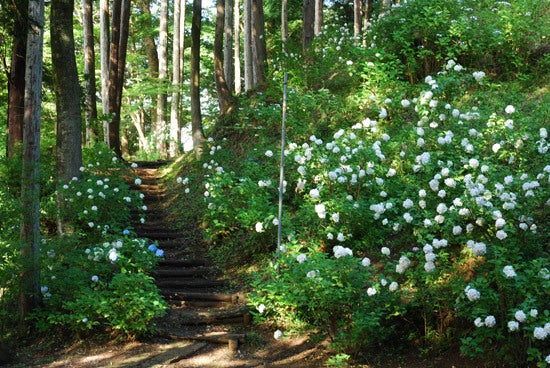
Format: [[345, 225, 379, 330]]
[[514, 310, 527, 322], [503, 265, 516, 278], [465, 286, 481, 301], [507, 320, 519, 331]]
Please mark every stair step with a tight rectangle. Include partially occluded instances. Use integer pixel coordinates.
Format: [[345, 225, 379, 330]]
[[155, 267, 212, 278], [159, 259, 207, 267], [132, 160, 171, 169], [156, 279, 229, 289], [137, 230, 188, 240], [171, 305, 251, 325], [163, 291, 244, 303]]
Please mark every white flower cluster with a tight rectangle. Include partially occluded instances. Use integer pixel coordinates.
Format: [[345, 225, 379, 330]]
[[333, 245, 353, 258]]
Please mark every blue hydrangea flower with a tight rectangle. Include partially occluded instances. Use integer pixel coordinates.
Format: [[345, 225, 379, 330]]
[[148, 244, 157, 252]]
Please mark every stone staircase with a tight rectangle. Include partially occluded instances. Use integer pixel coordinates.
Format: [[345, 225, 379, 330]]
[[130, 161, 250, 358]]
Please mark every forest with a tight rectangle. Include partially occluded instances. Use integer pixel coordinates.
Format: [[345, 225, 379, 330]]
[[0, 0, 549, 366]]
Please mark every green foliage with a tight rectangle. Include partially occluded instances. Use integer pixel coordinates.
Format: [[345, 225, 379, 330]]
[[42, 143, 146, 238], [33, 228, 167, 337], [31, 146, 167, 338], [201, 61, 549, 365], [368, 0, 550, 81]]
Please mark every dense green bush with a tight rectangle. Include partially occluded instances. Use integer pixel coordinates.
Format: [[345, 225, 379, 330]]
[[31, 145, 167, 337], [368, 0, 550, 81], [201, 60, 549, 365]]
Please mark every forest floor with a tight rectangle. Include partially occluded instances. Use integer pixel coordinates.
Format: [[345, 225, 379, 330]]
[[5, 326, 479, 368]]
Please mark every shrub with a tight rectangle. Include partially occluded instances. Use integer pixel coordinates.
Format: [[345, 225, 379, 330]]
[[32, 146, 167, 337], [217, 63, 548, 365]]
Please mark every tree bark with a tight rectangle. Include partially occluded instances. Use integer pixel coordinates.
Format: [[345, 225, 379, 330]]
[[243, 0, 253, 91], [314, 0, 322, 36], [52, 0, 83, 182], [223, 0, 234, 92], [233, 0, 241, 94], [191, 0, 205, 157], [139, 0, 159, 79], [100, 0, 110, 139], [281, 0, 288, 45], [107, 0, 130, 157], [214, 0, 234, 115], [169, 0, 182, 157], [353, 0, 361, 44], [81, 0, 98, 144], [7, 0, 28, 158], [156, 0, 169, 157], [138, 0, 160, 133], [302, 0, 314, 52], [20, 0, 44, 332], [251, 0, 266, 87]]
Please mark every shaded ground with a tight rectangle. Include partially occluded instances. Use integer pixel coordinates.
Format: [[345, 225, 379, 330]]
[[3, 326, 481, 368]]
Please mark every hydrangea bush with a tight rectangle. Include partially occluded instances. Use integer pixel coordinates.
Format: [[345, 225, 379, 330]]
[[201, 63, 549, 364], [33, 145, 167, 337]]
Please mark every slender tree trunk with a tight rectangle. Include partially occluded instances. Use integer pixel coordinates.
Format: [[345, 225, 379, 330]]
[[107, 0, 122, 154], [82, 0, 98, 144], [107, 0, 130, 157], [243, 0, 253, 91], [233, 0, 241, 94], [314, 0, 322, 36], [191, 0, 205, 156], [214, 0, 233, 115], [156, 0, 169, 157], [302, 0, 314, 52], [281, 0, 288, 46], [251, 0, 266, 87], [7, 0, 28, 158], [169, 0, 182, 157], [100, 0, 110, 140], [223, 0, 234, 92], [20, 0, 44, 332], [138, 0, 160, 128], [353, 0, 361, 44], [130, 109, 149, 153]]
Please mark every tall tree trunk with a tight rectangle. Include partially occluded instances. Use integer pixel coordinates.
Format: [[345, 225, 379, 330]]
[[362, 0, 372, 47], [52, 0, 83, 235], [7, 0, 28, 158], [251, 0, 266, 87], [353, 0, 361, 44], [223, 0, 234, 92], [156, 0, 169, 157], [52, 0, 83, 182], [243, 0, 253, 91], [302, 0, 314, 52], [139, 0, 159, 78], [82, 0, 98, 145], [233, 0, 241, 94], [138, 0, 160, 130], [191, 0, 205, 156], [281, 0, 288, 46], [214, 0, 233, 115], [314, 0, 322, 36], [169, 0, 182, 157], [19, 0, 44, 332], [107, 0, 130, 157], [100, 0, 110, 140]]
